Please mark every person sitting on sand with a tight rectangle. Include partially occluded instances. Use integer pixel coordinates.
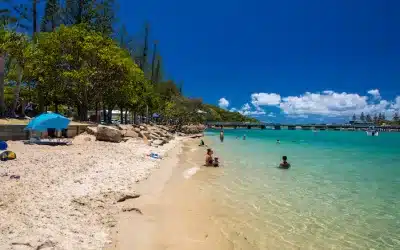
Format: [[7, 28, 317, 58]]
[[205, 149, 219, 167], [199, 139, 205, 146], [279, 156, 290, 169]]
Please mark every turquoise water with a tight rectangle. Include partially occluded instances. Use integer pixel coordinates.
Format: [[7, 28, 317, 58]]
[[204, 129, 400, 249]]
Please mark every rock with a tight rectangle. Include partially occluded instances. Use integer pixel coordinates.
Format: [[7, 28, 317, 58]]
[[180, 124, 206, 134], [84, 137, 91, 141], [116, 194, 140, 202], [36, 240, 56, 250], [134, 127, 141, 133], [124, 130, 139, 138], [122, 206, 143, 214], [139, 125, 146, 130], [189, 133, 203, 139], [152, 139, 165, 146], [117, 124, 133, 131], [139, 131, 150, 139], [96, 125, 123, 143], [85, 126, 98, 135]]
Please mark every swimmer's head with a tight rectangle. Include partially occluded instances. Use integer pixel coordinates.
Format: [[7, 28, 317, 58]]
[[282, 156, 287, 161], [207, 148, 213, 155]]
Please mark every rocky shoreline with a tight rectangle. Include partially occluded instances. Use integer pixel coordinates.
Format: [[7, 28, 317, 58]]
[[0, 124, 204, 250], [86, 123, 205, 146]]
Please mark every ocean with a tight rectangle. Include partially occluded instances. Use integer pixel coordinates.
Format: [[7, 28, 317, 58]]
[[201, 129, 400, 249]]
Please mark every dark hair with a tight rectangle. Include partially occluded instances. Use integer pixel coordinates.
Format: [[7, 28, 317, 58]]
[[207, 149, 212, 154], [282, 156, 287, 161]]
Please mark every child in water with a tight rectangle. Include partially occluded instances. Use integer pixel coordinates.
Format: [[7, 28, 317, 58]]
[[279, 156, 290, 169], [205, 149, 219, 167]]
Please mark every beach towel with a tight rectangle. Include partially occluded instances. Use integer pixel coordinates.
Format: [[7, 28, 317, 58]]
[[0, 141, 7, 150], [0, 151, 16, 161]]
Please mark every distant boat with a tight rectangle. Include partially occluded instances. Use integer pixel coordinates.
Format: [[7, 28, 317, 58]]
[[366, 126, 379, 136]]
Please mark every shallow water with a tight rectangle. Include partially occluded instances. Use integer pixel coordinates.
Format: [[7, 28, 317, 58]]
[[201, 129, 400, 249]]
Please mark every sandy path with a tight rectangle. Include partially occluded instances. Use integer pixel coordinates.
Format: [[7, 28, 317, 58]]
[[0, 134, 182, 250]]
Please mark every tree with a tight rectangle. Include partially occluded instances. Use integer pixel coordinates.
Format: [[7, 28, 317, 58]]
[[3, 31, 31, 116], [381, 113, 386, 121], [393, 112, 399, 122], [366, 114, 372, 122], [352, 114, 356, 121], [373, 113, 378, 124], [360, 112, 365, 121], [151, 41, 157, 84], [0, 30, 6, 117], [41, 0, 61, 32], [378, 113, 382, 122]]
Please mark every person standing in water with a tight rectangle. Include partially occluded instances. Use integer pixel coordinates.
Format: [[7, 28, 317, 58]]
[[220, 129, 224, 142]]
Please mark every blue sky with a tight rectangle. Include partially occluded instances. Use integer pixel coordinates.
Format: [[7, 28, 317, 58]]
[[117, 0, 400, 123], [6, 0, 400, 123]]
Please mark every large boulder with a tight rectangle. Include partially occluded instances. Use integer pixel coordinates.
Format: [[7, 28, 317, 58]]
[[117, 124, 133, 131], [180, 124, 206, 134], [152, 139, 165, 146], [96, 125, 123, 143], [139, 131, 151, 139], [124, 130, 139, 138], [85, 126, 98, 135]]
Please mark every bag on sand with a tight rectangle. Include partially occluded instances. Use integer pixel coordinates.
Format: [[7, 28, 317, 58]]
[[0, 151, 16, 161], [0, 141, 7, 150]]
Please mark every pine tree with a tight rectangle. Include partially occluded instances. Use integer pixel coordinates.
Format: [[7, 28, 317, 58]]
[[381, 113, 386, 121], [41, 0, 60, 32], [393, 112, 399, 122], [378, 113, 382, 122], [360, 112, 365, 121], [373, 113, 378, 124], [366, 114, 372, 122], [151, 41, 158, 84], [352, 114, 357, 121]]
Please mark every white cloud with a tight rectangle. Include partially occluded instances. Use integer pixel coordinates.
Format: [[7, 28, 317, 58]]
[[229, 108, 237, 112], [218, 98, 229, 109], [391, 96, 400, 110], [230, 90, 400, 119], [367, 89, 381, 100], [229, 102, 266, 116], [279, 91, 371, 116], [251, 93, 281, 106]]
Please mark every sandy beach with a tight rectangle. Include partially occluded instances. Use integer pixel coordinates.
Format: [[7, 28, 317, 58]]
[[0, 132, 186, 250], [106, 139, 255, 250]]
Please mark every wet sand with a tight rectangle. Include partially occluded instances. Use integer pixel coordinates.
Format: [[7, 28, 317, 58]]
[[107, 139, 250, 250]]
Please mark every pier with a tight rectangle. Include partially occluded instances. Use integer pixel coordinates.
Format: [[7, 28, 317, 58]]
[[206, 122, 400, 132]]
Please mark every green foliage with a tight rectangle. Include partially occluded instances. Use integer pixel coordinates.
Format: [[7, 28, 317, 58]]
[[201, 104, 258, 123]]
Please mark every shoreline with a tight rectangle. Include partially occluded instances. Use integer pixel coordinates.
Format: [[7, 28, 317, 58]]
[[106, 138, 239, 250], [0, 132, 187, 249]]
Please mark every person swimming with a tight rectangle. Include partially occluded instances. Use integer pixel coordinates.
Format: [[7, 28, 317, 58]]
[[243, 134, 246, 140], [220, 130, 224, 142], [276, 139, 280, 144], [279, 156, 290, 169]]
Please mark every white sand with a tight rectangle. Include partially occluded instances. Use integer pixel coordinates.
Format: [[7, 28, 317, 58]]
[[0, 134, 183, 250]]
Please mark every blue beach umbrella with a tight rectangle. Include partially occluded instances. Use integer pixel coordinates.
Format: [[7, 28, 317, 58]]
[[24, 113, 71, 132]]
